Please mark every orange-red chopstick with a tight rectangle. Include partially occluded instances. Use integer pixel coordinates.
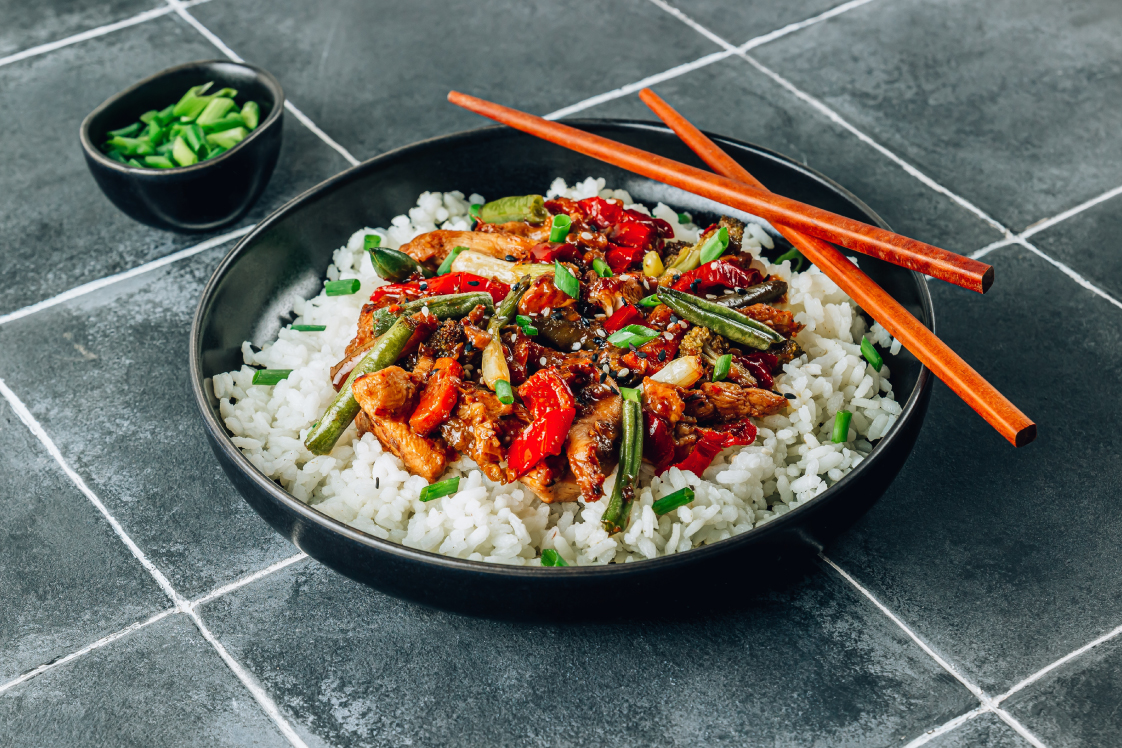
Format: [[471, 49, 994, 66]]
[[447, 90, 993, 294], [638, 88, 1034, 447]]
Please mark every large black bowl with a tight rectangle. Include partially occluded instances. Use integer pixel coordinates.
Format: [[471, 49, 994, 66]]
[[190, 121, 933, 619], [80, 60, 284, 233]]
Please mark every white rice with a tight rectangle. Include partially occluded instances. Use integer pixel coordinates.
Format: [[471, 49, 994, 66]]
[[213, 178, 900, 566]]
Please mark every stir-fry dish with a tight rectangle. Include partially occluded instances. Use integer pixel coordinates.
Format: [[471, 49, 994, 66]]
[[216, 179, 900, 565]]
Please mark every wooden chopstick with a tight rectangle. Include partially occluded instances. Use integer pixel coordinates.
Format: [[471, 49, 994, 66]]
[[447, 91, 993, 294], [637, 88, 1034, 447]]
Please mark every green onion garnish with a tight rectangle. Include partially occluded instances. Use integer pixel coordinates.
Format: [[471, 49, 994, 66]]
[[774, 248, 806, 272], [606, 324, 659, 349], [652, 487, 695, 515], [143, 155, 174, 169], [171, 136, 197, 167], [437, 245, 468, 276], [554, 260, 579, 298], [364, 234, 381, 251], [251, 369, 292, 385], [469, 203, 482, 222], [291, 324, 326, 332], [107, 122, 143, 138], [419, 476, 460, 502], [860, 336, 883, 371], [712, 354, 732, 382], [515, 314, 538, 336], [495, 379, 515, 405], [549, 214, 572, 243], [638, 295, 663, 307], [698, 226, 730, 265], [324, 279, 361, 296], [677, 212, 691, 225], [592, 257, 612, 278], [832, 410, 853, 443], [618, 386, 642, 402], [541, 549, 568, 567]]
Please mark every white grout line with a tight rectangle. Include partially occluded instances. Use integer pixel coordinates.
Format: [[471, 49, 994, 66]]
[[996, 620, 1122, 705], [993, 708, 1051, 748], [1014, 237, 1122, 312], [969, 237, 1015, 260], [820, 555, 992, 702], [164, 0, 361, 167], [1020, 183, 1122, 240], [0, 608, 176, 696], [901, 706, 987, 748], [0, 5, 173, 69], [189, 552, 308, 610], [0, 226, 251, 327]]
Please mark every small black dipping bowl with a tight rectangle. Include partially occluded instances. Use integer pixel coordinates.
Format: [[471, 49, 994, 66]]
[[191, 122, 934, 620], [80, 60, 284, 233]]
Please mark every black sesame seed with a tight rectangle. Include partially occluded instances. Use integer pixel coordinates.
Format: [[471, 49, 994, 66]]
[[690, 279, 701, 291], [599, 371, 607, 383], [735, 287, 747, 295], [609, 387, 620, 395], [468, 280, 480, 286], [669, 315, 678, 325], [376, 477, 380, 489], [464, 341, 474, 352], [783, 393, 796, 400], [636, 351, 648, 359], [658, 350, 667, 361], [419, 282, 428, 290], [505, 255, 516, 262]]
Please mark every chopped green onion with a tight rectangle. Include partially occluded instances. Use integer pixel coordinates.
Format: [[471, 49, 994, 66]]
[[638, 295, 663, 307], [201, 114, 246, 134], [540, 549, 568, 567], [553, 260, 579, 298], [712, 354, 732, 382], [127, 158, 144, 168], [515, 314, 539, 336], [832, 410, 853, 443], [437, 245, 468, 276], [469, 203, 482, 222], [677, 212, 691, 225], [139, 110, 159, 125], [196, 97, 236, 126], [419, 476, 460, 502], [652, 486, 695, 515], [291, 324, 326, 332], [494, 379, 515, 405], [183, 123, 207, 155], [861, 336, 883, 371], [107, 122, 142, 138], [106, 151, 127, 163], [252, 369, 292, 385], [774, 248, 806, 272], [364, 234, 382, 251], [171, 136, 197, 167], [592, 257, 612, 278], [618, 386, 641, 402], [205, 126, 248, 150], [606, 324, 659, 349], [698, 226, 730, 265], [240, 100, 260, 130], [324, 279, 361, 296], [171, 82, 215, 119], [549, 214, 572, 242], [203, 145, 227, 161], [143, 155, 175, 169]]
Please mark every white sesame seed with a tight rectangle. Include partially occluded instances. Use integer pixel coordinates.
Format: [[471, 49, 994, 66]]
[[602, 364, 610, 373], [595, 329, 606, 338], [705, 294, 717, 299], [539, 357, 548, 366], [618, 368, 630, 377], [664, 332, 674, 340], [421, 306, 430, 315], [571, 342, 581, 351]]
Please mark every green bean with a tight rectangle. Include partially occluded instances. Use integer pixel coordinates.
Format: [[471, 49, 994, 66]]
[[479, 194, 547, 224], [369, 247, 432, 281], [656, 289, 776, 351], [371, 292, 494, 337], [487, 280, 528, 336], [601, 399, 642, 534], [659, 288, 784, 345], [717, 278, 788, 309]]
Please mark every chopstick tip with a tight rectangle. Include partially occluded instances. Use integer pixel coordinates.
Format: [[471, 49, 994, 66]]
[[1013, 422, 1037, 447], [980, 264, 995, 293]]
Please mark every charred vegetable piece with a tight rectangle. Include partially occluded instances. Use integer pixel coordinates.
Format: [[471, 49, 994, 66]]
[[369, 246, 433, 281], [251, 369, 292, 385], [861, 336, 883, 371], [717, 278, 788, 309], [553, 260, 579, 298], [652, 486, 695, 516], [420, 477, 460, 502], [482, 279, 528, 390], [436, 245, 468, 275], [656, 288, 782, 350], [479, 194, 548, 224], [670, 421, 757, 477], [672, 261, 763, 297], [369, 273, 509, 306], [370, 293, 494, 337], [606, 324, 659, 348], [601, 397, 642, 533], [325, 279, 361, 296], [832, 410, 853, 443], [409, 358, 463, 436], [507, 369, 577, 477], [540, 549, 569, 566]]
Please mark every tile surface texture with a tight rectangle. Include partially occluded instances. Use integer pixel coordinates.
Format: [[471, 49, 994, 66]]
[[0, 13, 349, 317], [1028, 193, 1122, 302], [0, 614, 290, 748], [924, 712, 1032, 748], [0, 0, 155, 58], [752, 0, 1122, 231]]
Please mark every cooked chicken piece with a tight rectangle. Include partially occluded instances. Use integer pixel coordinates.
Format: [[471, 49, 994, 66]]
[[582, 273, 644, 315], [399, 230, 536, 265], [438, 384, 512, 483], [352, 366, 448, 481], [365, 417, 449, 483], [461, 319, 492, 351], [685, 381, 788, 422], [566, 383, 621, 501], [741, 304, 804, 339], [330, 303, 381, 389], [518, 273, 576, 316], [518, 454, 580, 504], [476, 220, 552, 242], [352, 366, 418, 419], [642, 378, 685, 425]]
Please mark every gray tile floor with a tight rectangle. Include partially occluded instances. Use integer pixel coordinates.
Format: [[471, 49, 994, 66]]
[[2, 1, 1120, 746]]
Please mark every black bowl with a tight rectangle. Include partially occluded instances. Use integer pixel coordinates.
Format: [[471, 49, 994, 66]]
[[80, 60, 284, 233], [190, 121, 934, 620]]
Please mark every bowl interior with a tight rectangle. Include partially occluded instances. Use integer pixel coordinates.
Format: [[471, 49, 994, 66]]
[[82, 60, 280, 163], [194, 121, 932, 572]]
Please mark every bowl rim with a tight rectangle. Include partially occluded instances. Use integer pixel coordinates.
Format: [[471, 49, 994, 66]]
[[190, 119, 934, 579], [79, 59, 285, 175]]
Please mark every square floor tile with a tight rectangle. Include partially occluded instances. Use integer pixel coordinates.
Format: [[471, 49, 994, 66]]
[[0, 0, 155, 58], [924, 712, 1032, 748], [190, 0, 722, 161], [582, 56, 1004, 253], [0, 613, 289, 748], [197, 559, 976, 747], [0, 12, 349, 316], [752, 0, 1122, 231], [826, 247, 1122, 695], [0, 246, 295, 599], [1025, 194, 1122, 303], [0, 397, 168, 684], [1004, 634, 1122, 748]]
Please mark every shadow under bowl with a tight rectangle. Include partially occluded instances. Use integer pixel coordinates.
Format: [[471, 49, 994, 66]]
[[191, 121, 934, 620], [80, 59, 284, 233]]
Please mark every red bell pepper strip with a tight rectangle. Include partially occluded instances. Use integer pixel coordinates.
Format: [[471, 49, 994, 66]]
[[602, 303, 644, 334], [643, 412, 676, 475], [671, 260, 763, 296], [609, 221, 656, 249], [577, 197, 624, 229], [518, 368, 576, 413], [369, 273, 510, 306], [408, 358, 463, 436], [506, 369, 577, 478], [668, 420, 757, 477], [738, 351, 779, 390], [529, 242, 582, 265], [605, 244, 646, 273]]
